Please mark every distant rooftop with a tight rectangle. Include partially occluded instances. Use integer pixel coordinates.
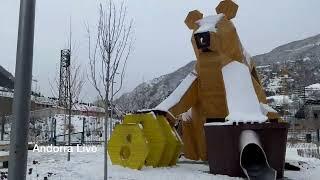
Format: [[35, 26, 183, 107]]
[[0, 65, 14, 89]]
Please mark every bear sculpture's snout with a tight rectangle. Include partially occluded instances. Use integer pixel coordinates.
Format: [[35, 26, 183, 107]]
[[194, 32, 211, 52]]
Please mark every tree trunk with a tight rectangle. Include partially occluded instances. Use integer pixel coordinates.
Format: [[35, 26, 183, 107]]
[[104, 104, 109, 180]]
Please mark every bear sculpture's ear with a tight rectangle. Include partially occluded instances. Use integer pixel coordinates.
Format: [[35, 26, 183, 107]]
[[185, 10, 203, 30], [216, 0, 238, 20]]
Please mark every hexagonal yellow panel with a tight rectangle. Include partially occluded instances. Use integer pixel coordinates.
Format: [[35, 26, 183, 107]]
[[108, 124, 149, 170], [157, 115, 183, 166], [169, 128, 183, 166], [123, 113, 166, 167], [216, 0, 238, 20]]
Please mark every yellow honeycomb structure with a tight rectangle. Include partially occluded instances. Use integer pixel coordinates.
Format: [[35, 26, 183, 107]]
[[169, 128, 183, 166], [123, 112, 166, 167], [109, 111, 183, 169], [157, 115, 183, 166], [108, 123, 149, 170]]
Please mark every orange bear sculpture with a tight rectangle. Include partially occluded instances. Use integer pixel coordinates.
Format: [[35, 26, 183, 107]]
[[155, 0, 280, 161]]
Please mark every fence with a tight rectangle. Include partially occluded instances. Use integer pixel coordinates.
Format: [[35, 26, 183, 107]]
[[287, 128, 320, 143], [1, 107, 119, 145]]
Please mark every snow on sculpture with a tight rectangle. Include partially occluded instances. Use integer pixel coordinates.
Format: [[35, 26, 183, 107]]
[[222, 61, 267, 124]]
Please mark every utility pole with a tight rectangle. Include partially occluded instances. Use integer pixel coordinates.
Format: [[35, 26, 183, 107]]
[[67, 56, 72, 161], [67, 20, 72, 161], [8, 0, 36, 180]]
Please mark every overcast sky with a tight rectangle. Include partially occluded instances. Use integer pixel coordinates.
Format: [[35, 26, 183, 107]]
[[1, 0, 320, 102]]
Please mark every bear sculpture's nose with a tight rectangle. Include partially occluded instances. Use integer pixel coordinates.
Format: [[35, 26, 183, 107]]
[[194, 32, 211, 52]]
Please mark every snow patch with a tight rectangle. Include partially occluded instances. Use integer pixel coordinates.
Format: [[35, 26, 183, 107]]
[[195, 14, 224, 34], [222, 61, 267, 123], [156, 71, 197, 111], [181, 108, 192, 122], [242, 49, 252, 69], [284, 42, 320, 52], [267, 95, 293, 106], [305, 83, 320, 90], [260, 103, 277, 115], [256, 65, 271, 69], [303, 57, 311, 62], [266, 77, 282, 93]]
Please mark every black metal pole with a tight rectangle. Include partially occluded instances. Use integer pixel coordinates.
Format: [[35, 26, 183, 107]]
[[54, 118, 57, 146], [8, 0, 36, 179], [67, 49, 71, 161], [82, 117, 85, 144], [1, 115, 4, 141], [67, 70, 71, 161]]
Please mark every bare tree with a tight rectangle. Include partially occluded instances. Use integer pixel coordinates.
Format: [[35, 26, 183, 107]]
[[87, 0, 133, 179]]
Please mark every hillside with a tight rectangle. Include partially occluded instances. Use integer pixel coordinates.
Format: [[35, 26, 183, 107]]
[[115, 61, 195, 112], [254, 34, 320, 65]]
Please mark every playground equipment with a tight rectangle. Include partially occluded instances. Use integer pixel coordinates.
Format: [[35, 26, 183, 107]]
[[204, 123, 288, 179], [157, 0, 280, 161], [109, 0, 288, 179], [108, 111, 182, 169]]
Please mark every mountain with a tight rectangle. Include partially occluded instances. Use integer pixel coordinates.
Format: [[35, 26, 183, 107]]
[[115, 61, 195, 112], [115, 34, 320, 112], [254, 34, 320, 65]]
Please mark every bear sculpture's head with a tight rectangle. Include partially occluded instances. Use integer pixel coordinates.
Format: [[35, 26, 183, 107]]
[[185, 0, 243, 61]]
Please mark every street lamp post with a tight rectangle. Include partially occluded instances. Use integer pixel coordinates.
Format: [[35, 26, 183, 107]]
[[8, 0, 36, 179]]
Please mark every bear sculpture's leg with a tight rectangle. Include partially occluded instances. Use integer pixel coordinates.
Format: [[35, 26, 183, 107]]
[[181, 120, 199, 160], [191, 105, 207, 161]]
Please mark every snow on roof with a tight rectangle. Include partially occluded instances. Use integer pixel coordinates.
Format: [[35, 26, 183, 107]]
[[305, 83, 320, 90], [155, 71, 197, 111], [0, 90, 13, 98], [222, 61, 267, 123], [72, 103, 105, 113], [32, 96, 57, 105], [303, 57, 311, 62], [195, 14, 224, 34], [267, 95, 293, 106], [0, 89, 105, 113], [256, 65, 271, 69]]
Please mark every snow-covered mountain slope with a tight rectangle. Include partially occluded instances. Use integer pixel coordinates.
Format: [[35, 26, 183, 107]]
[[115, 61, 195, 112], [254, 34, 320, 65]]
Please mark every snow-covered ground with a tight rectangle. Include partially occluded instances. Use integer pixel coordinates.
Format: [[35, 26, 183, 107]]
[[0, 144, 319, 180], [24, 146, 240, 180], [285, 148, 320, 179]]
